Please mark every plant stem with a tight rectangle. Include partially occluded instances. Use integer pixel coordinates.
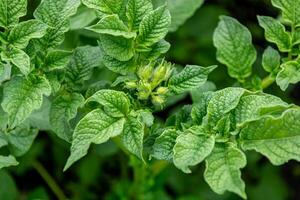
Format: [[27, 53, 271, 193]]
[[261, 75, 275, 89], [32, 160, 67, 200]]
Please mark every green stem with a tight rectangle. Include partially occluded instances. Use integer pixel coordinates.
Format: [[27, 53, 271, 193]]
[[32, 161, 67, 200], [261, 75, 275, 89]]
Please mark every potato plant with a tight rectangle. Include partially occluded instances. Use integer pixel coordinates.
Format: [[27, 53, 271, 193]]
[[0, 0, 300, 199]]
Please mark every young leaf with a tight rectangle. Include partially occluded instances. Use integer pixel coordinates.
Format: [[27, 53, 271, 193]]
[[87, 89, 131, 118], [45, 50, 72, 71], [271, 0, 300, 27], [0, 0, 27, 28], [102, 55, 134, 75], [137, 5, 171, 47], [213, 16, 256, 80], [191, 92, 213, 125], [1, 75, 51, 128], [82, 0, 124, 14], [146, 39, 170, 59], [204, 143, 247, 199], [6, 125, 38, 157], [262, 46, 281, 73], [8, 20, 48, 49], [276, 61, 300, 90], [240, 108, 300, 165], [126, 0, 153, 31], [64, 109, 125, 170], [86, 15, 137, 38], [206, 87, 245, 128], [173, 129, 215, 173], [100, 35, 135, 61], [152, 129, 180, 161], [50, 93, 85, 142], [168, 65, 217, 94], [0, 155, 18, 169], [65, 46, 103, 85], [121, 116, 144, 159], [258, 16, 291, 52], [1, 48, 30, 75]]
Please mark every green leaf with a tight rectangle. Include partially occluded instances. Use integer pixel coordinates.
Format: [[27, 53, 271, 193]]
[[69, 7, 97, 30], [65, 46, 103, 85], [82, 0, 124, 14], [258, 16, 291, 52], [121, 116, 144, 159], [276, 61, 300, 90], [271, 0, 300, 27], [213, 16, 257, 80], [262, 46, 281, 73], [168, 65, 217, 94], [0, 171, 19, 200], [87, 89, 131, 118], [167, 0, 204, 32], [0, 0, 27, 28], [173, 129, 215, 173], [1, 47, 30, 75], [45, 50, 72, 71], [234, 93, 289, 128], [34, 0, 81, 27], [8, 19, 48, 49], [137, 5, 171, 47], [1, 75, 51, 128], [204, 143, 247, 199], [152, 129, 179, 161], [127, 0, 153, 30], [0, 155, 18, 169], [6, 125, 38, 157], [86, 15, 137, 38], [100, 35, 135, 61], [102, 55, 134, 75], [206, 87, 245, 128], [240, 108, 300, 165], [146, 39, 170, 59], [50, 93, 85, 142], [64, 109, 125, 170]]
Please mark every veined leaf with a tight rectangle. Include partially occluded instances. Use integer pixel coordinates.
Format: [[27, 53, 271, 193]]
[[173, 129, 215, 173], [1, 75, 51, 128], [0, 0, 27, 28], [0, 155, 18, 169], [276, 61, 300, 91], [168, 65, 217, 94], [8, 20, 48, 49], [100, 35, 135, 61], [6, 125, 38, 157], [1, 47, 30, 75], [152, 129, 179, 161], [102, 55, 134, 75], [206, 87, 245, 128], [137, 5, 171, 47], [45, 50, 72, 71], [64, 109, 125, 170], [258, 16, 291, 52], [213, 16, 256, 80], [87, 89, 131, 118], [262, 46, 281, 73], [240, 108, 300, 165], [82, 0, 124, 14], [127, 0, 153, 31], [191, 92, 213, 125], [271, 0, 300, 27], [50, 93, 85, 142], [146, 39, 170, 59], [86, 15, 137, 38], [121, 116, 144, 159], [204, 143, 247, 199]]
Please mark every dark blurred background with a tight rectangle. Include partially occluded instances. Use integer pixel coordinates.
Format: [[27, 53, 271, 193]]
[[1, 0, 299, 199]]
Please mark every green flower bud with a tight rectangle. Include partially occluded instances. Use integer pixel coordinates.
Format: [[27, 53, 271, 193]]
[[137, 62, 154, 81], [156, 87, 169, 95], [152, 95, 165, 105], [125, 81, 137, 89], [151, 60, 173, 88], [137, 81, 152, 100]]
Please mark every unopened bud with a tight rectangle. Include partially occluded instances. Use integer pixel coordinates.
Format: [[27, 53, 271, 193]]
[[137, 81, 152, 100], [156, 87, 168, 95], [152, 95, 165, 105], [137, 62, 154, 81], [125, 81, 137, 89]]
